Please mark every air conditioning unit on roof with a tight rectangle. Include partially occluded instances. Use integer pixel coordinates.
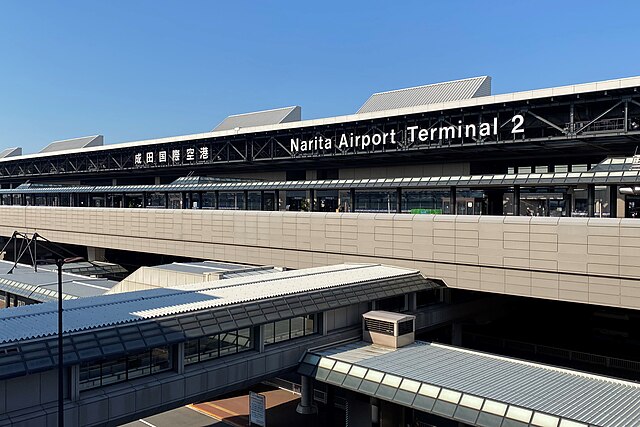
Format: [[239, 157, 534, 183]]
[[362, 310, 415, 349]]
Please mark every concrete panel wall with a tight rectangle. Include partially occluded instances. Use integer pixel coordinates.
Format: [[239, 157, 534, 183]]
[[1, 207, 639, 309]]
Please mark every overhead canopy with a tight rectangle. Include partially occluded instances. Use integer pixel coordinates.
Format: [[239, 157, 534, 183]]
[[300, 340, 640, 427], [39, 135, 103, 154], [0, 261, 118, 302], [0, 147, 21, 159], [213, 106, 301, 131], [357, 76, 491, 114], [0, 263, 440, 379]]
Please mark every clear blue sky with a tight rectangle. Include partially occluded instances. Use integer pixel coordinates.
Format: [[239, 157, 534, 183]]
[[1, 1, 639, 153]]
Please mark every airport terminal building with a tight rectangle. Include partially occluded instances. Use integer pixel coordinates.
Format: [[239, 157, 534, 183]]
[[0, 76, 640, 426]]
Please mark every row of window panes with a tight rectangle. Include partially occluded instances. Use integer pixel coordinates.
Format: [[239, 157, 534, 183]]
[[263, 315, 317, 345], [184, 328, 253, 365], [79, 347, 171, 391]]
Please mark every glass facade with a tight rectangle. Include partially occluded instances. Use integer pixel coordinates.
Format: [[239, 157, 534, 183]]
[[184, 328, 253, 365], [79, 346, 171, 391], [263, 315, 317, 345]]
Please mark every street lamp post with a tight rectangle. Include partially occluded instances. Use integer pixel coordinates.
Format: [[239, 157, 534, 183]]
[[56, 258, 64, 427], [56, 256, 82, 427]]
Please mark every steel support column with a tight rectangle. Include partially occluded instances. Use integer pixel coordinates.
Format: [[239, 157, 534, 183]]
[[350, 188, 356, 213], [450, 186, 457, 214], [274, 190, 280, 211], [243, 190, 249, 210], [296, 376, 318, 415], [610, 185, 618, 218], [513, 185, 521, 216], [587, 184, 595, 217], [396, 188, 402, 213], [309, 189, 316, 212]]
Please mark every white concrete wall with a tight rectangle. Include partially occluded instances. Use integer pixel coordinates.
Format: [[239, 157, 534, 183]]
[[1, 206, 639, 309]]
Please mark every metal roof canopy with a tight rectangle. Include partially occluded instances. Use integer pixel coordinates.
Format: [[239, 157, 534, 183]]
[[39, 135, 103, 154], [0, 264, 440, 380], [2, 159, 640, 195], [1, 75, 639, 164], [0, 261, 118, 302], [300, 340, 640, 427], [357, 76, 491, 114], [0, 147, 22, 159], [213, 106, 301, 131]]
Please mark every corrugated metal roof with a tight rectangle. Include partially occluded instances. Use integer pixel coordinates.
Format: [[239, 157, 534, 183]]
[[213, 106, 301, 131], [0, 261, 118, 302], [38, 135, 103, 154], [0, 264, 419, 344], [0, 147, 21, 159], [303, 341, 640, 427], [357, 76, 491, 114]]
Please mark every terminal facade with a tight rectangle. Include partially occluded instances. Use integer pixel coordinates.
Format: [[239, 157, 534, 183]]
[[0, 76, 640, 426]]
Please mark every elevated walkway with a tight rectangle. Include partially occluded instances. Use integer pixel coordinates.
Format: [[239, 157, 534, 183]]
[[299, 340, 640, 427]]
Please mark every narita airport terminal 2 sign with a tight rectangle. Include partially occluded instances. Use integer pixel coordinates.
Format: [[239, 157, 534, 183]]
[[290, 114, 525, 154], [132, 114, 524, 165]]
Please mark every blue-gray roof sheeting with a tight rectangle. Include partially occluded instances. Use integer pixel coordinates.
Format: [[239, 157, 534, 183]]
[[0, 264, 439, 380], [303, 341, 640, 427], [0, 263, 117, 302]]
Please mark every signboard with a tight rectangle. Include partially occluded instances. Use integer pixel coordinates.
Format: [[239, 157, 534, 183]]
[[132, 114, 526, 167], [249, 391, 266, 427]]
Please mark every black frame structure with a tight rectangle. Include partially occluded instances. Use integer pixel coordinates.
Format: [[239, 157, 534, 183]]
[[2, 86, 640, 182]]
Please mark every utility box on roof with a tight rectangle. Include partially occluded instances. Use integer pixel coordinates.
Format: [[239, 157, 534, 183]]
[[362, 310, 415, 349]]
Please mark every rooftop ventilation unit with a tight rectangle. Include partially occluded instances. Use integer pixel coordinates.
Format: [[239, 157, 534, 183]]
[[362, 310, 415, 349]]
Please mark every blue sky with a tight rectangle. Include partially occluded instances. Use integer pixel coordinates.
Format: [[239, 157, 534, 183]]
[[1, 1, 639, 153]]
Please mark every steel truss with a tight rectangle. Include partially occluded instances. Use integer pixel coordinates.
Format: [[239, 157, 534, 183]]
[[2, 89, 640, 181]]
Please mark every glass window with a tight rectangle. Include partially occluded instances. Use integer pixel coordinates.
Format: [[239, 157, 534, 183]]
[[219, 331, 238, 357], [237, 328, 252, 351], [274, 319, 290, 343], [199, 335, 220, 361], [263, 322, 275, 345], [290, 317, 305, 339], [263, 315, 318, 346], [127, 350, 151, 379]]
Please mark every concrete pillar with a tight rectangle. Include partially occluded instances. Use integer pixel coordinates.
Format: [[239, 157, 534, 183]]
[[275, 190, 281, 211], [154, 176, 161, 185], [87, 247, 106, 262], [296, 376, 318, 415], [513, 185, 521, 216], [408, 292, 417, 312], [587, 184, 595, 217], [450, 186, 457, 214]]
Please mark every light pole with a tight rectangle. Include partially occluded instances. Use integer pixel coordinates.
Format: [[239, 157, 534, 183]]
[[56, 256, 83, 427]]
